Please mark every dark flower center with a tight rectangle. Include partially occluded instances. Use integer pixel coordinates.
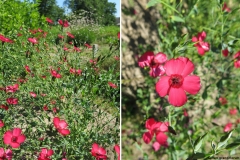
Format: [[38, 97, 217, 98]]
[[169, 74, 184, 88], [11, 136, 18, 142]]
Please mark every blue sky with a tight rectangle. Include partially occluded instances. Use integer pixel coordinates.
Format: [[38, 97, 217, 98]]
[[56, 0, 120, 17]]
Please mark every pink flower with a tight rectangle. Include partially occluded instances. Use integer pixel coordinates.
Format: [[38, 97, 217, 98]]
[[114, 145, 120, 160], [222, 2, 231, 12], [229, 108, 238, 115], [76, 69, 82, 75], [6, 84, 19, 93], [222, 49, 229, 57], [0, 105, 9, 110], [58, 19, 69, 27], [73, 46, 81, 52], [192, 31, 210, 56], [0, 148, 13, 160], [28, 38, 38, 44], [224, 123, 232, 132], [138, 51, 167, 77], [91, 143, 107, 160], [30, 92, 37, 98], [53, 117, 70, 136], [38, 148, 54, 160], [234, 51, 240, 68], [67, 32, 74, 39], [108, 82, 118, 88], [0, 34, 13, 43], [51, 70, 61, 78], [69, 68, 76, 74], [114, 56, 120, 61], [0, 120, 4, 128], [46, 17, 53, 24], [117, 32, 120, 39], [156, 57, 201, 107], [3, 128, 26, 148], [219, 97, 227, 105], [25, 65, 31, 73], [152, 141, 161, 151], [6, 98, 18, 105]]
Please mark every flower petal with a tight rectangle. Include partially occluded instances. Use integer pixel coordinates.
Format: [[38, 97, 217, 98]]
[[59, 129, 70, 136], [12, 128, 22, 136], [197, 46, 206, 56], [53, 117, 60, 128], [165, 59, 185, 75], [155, 76, 170, 97], [156, 132, 168, 146], [179, 58, 195, 77], [142, 131, 153, 144], [168, 88, 187, 107], [10, 142, 20, 148], [17, 135, 26, 143], [182, 75, 201, 95], [152, 141, 161, 151]]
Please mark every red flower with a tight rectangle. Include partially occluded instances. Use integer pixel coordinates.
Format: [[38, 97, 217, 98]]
[[229, 108, 238, 115], [224, 123, 232, 132], [0, 105, 9, 110], [6, 84, 19, 93], [52, 107, 58, 113], [114, 145, 120, 160], [28, 38, 38, 44], [67, 32, 74, 39], [0, 120, 4, 128], [3, 128, 26, 148], [114, 56, 120, 61], [91, 143, 107, 160], [219, 97, 227, 105], [58, 34, 64, 39], [234, 51, 240, 68], [29, 92, 37, 98], [0, 148, 12, 160], [138, 51, 167, 77], [152, 141, 161, 151], [73, 46, 81, 52], [46, 17, 53, 24], [43, 105, 48, 111], [38, 148, 54, 160], [108, 82, 118, 88], [222, 2, 231, 12], [156, 57, 201, 107], [192, 31, 210, 56], [51, 70, 61, 78], [222, 49, 229, 57], [117, 32, 120, 39], [53, 117, 70, 136], [69, 68, 76, 74], [6, 98, 18, 105], [25, 65, 31, 73], [0, 34, 13, 43], [84, 43, 92, 49], [58, 19, 69, 27]]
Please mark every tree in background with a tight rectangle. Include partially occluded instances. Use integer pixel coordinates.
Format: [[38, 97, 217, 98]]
[[34, 0, 65, 21], [64, 0, 116, 25]]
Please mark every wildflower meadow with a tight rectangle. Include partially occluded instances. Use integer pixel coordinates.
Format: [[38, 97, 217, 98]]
[[0, 0, 120, 159], [122, 0, 240, 159]]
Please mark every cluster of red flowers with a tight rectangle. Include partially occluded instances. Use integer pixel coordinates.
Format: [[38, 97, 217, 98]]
[[91, 143, 120, 160], [142, 118, 169, 151], [0, 34, 13, 44]]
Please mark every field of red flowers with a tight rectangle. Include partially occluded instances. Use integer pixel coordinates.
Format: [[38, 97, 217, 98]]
[[0, 10, 120, 160], [122, 0, 240, 159]]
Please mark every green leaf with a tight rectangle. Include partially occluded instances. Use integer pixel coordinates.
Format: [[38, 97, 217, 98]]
[[225, 142, 240, 150], [228, 40, 238, 46], [189, 153, 206, 159], [194, 133, 208, 153], [146, 0, 161, 8], [217, 130, 234, 149], [171, 16, 185, 23]]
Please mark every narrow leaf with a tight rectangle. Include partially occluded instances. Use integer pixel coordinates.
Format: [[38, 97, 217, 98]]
[[146, 0, 160, 8], [225, 142, 240, 150], [171, 16, 185, 23], [217, 130, 234, 149]]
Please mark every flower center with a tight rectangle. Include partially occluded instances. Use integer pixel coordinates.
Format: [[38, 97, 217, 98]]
[[169, 74, 184, 88], [11, 136, 18, 142]]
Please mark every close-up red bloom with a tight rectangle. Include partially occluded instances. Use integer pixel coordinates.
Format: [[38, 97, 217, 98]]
[[138, 51, 167, 77], [91, 143, 107, 160], [58, 19, 69, 27], [222, 49, 229, 57], [0, 148, 13, 160], [108, 82, 118, 88], [114, 144, 120, 160], [192, 31, 210, 56], [224, 123, 232, 132], [156, 57, 201, 107], [6, 98, 18, 105], [6, 84, 19, 93], [229, 108, 238, 115], [38, 148, 54, 160], [46, 17, 53, 24], [3, 128, 26, 148], [28, 37, 38, 44], [53, 117, 70, 136]]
